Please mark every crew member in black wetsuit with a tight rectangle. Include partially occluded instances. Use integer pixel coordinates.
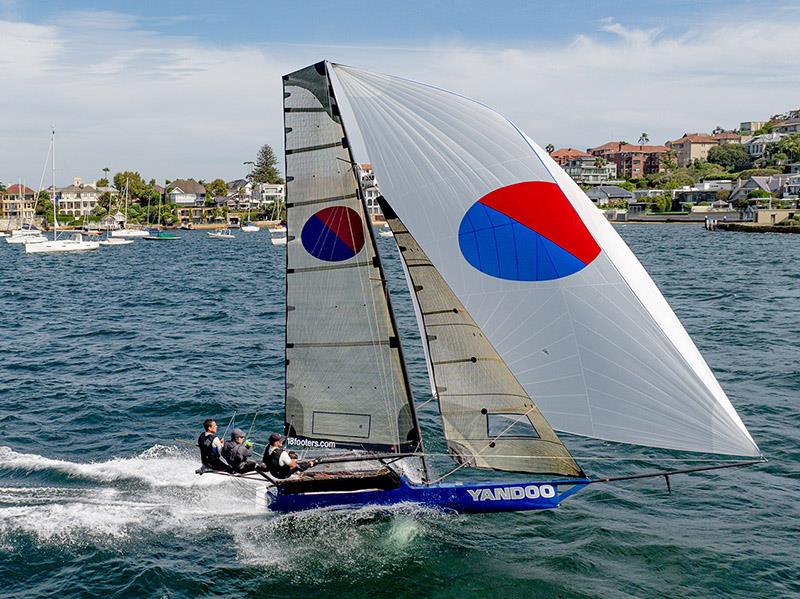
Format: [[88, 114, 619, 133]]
[[196, 419, 231, 474], [263, 433, 317, 479], [221, 428, 261, 474]]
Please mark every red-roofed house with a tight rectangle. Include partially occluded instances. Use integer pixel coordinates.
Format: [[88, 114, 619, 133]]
[[588, 142, 667, 178], [667, 133, 741, 168], [0, 184, 37, 224], [550, 147, 591, 166]]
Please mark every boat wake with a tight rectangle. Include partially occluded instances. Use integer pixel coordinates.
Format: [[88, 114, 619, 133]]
[[0, 445, 453, 565]]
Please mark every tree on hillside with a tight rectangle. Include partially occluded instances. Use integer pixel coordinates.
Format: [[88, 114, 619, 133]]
[[98, 191, 114, 212], [661, 149, 678, 173], [0, 181, 6, 192], [707, 144, 752, 172], [638, 133, 649, 145], [113, 171, 146, 198], [545, 144, 555, 153], [204, 178, 228, 198], [777, 132, 800, 163], [249, 144, 283, 184]]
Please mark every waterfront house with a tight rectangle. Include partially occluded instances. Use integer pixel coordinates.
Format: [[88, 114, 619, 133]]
[[55, 177, 99, 217], [746, 133, 785, 159], [167, 179, 206, 206], [631, 189, 666, 211], [564, 155, 619, 185], [0, 183, 36, 224], [673, 180, 733, 205], [587, 142, 666, 178], [729, 174, 792, 203], [585, 185, 632, 206], [174, 205, 216, 226]]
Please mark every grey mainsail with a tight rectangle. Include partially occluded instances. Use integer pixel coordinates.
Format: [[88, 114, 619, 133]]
[[283, 63, 420, 453], [380, 198, 584, 478]]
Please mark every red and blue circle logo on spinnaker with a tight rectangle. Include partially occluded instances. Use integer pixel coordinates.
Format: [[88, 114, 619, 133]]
[[458, 181, 601, 281], [301, 206, 365, 262]]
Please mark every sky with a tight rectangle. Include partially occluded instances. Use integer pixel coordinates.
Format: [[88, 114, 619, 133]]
[[1, 0, 798, 188]]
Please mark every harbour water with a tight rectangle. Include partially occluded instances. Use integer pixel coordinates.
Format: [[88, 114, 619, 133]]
[[0, 225, 798, 597]]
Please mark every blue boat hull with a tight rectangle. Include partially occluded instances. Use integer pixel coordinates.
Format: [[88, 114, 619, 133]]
[[266, 476, 588, 513]]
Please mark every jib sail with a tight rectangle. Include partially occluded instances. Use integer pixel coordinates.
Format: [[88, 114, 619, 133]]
[[380, 198, 583, 477]]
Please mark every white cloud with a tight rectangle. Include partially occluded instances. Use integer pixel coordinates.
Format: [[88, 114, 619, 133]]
[[1, 12, 799, 187]]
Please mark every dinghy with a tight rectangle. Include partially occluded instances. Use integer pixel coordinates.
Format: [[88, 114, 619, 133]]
[[211, 62, 763, 514], [208, 228, 235, 239], [269, 225, 287, 246]]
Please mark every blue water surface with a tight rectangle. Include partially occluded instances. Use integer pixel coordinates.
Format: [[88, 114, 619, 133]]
[[0, 226, 798, 598]]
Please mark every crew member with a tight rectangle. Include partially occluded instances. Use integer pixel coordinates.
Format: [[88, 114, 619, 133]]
[[196, 419, 231, 474], [221, 428, 260, 474], [263, 433, 317, 479]]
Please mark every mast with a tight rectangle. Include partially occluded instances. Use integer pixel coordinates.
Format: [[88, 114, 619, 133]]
[[52, 131, 56, 236]]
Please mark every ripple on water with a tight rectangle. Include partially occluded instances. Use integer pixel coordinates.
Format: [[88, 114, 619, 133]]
[[0, 227, 798, 597]]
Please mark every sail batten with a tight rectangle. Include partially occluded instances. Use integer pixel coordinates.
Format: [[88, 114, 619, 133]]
[[331, 63, 760, 458]]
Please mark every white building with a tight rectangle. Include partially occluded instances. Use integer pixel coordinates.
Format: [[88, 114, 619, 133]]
[[259, 183, 285, 209], [564, 156, 618, 185], [357, 163, 381, 217], [747, 132, 785, 158], [167, 179, 206, 206], [56, 177, 99, 217]]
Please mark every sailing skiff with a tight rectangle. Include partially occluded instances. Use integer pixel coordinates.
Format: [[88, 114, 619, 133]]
[[206, 62, 763, 514]]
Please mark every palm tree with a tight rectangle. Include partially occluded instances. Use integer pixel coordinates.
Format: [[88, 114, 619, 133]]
[[638, 133, 650, 145], [545, 144, 555, 154], [594, 157, 607, 168]]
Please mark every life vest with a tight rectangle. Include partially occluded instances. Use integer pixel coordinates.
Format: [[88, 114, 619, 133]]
[[197, 432, 218, 468], [267, 446, 293, 479]]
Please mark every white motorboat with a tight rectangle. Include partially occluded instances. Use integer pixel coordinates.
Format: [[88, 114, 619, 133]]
[[6, 232, 47, 244], [111, 228, 148, 238], [26, 232, 100, 253], [0, 232, 7, 237], [99, 237, 134, 246], [241, 223, 260, 232], [377, 223, 394, 238], [208, 228, 235, 239], [269, 226, 287, 246]]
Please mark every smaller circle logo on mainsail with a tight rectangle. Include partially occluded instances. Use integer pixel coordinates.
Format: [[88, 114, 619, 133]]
[[458, 181, 601, 281], [301, 206, 365, 262]]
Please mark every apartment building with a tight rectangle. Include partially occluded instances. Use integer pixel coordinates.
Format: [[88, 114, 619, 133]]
[[588, 142, 667, 178]]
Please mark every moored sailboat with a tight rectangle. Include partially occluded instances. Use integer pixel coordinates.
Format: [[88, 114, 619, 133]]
[[26, 132, 100, 254], [209, 62, 763, 514]]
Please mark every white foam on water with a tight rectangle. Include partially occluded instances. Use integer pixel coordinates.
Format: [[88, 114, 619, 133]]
[[0, 445, 267, 548], [0, 444, 231, 488], [0, 445, 455, 568], [232, 503, 447, 573]]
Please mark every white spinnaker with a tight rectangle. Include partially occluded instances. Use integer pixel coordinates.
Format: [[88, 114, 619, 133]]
[[330, 63, 759, 457]]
